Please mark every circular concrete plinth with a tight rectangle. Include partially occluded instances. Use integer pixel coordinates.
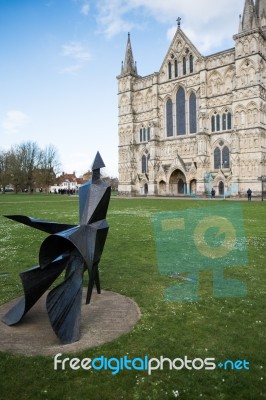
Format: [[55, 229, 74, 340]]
[[0, 290, 140, 356]]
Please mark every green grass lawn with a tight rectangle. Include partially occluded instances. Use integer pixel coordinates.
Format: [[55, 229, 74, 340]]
[[0, 194, 265, 400]]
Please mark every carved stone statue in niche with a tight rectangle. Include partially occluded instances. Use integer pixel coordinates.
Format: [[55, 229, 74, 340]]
[[244, 40, 249, 54], [236, 41, 243, 56], [176, 41, 182, 53]]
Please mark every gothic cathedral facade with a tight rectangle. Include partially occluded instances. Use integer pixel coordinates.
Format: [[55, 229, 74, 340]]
[[117, 0, 266, 197]]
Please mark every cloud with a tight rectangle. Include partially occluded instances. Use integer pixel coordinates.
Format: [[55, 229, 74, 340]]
[[60, 41, 91, 74], [95, 1, 137, 38], [62, 41, 91, 61], [80, 1, 90, 16], [95, 0, 243, 52], [2, 110, 30, 134], [59, 64, 83, 74]]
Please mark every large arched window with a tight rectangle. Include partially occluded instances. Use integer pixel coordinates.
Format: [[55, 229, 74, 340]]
[[176, 87, 186, 135], [141, 153, 150, 173], [222, 146, 230, 168], [214, 142, 230, 169], [189, 92, 197, 134], [214, 147, 221, 169], [166, 99, 173, 137]]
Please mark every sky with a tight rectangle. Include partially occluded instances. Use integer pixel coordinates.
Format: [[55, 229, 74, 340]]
[[0, 0, 245, 178]]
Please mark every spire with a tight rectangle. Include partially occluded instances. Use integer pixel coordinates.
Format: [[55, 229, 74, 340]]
[[255, 0, 266, 29], [134, 61, 138, 75], [121, 33, 137, 76], [239, 14, 242, 32], [239, 0, 258, 32]]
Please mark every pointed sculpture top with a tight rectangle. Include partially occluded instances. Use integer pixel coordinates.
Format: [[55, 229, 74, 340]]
[[91, 151, 105, 171]]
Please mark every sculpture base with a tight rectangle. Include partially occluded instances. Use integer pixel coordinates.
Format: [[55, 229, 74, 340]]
[[0, 290, 140, 356]]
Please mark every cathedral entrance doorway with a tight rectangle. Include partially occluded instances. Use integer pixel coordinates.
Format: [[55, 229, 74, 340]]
[[218, 181, 224, 195], [144, 183, 148, 195], [158, 180, 166, 195], [169, 169, 187, 195]]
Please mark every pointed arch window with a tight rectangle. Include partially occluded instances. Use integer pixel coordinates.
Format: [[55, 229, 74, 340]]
[[141, 153, 150, 173], [140, 127, 148, 142], [189, 92, 197, 134], [189, 54, 193, 73], [214, 147, 221, 169], [143, 128, 146, 141], [211, 115, 215, 132], [222, 146, 230, 168], [222, 113, 227, 130], [168, 62, 172, 79], [214, 144, 230, 169], [227, 112, 232, 129], [174, 60, 178, 77], [216, 114, 220, 131], [166, 99, 173, 137], [147, 127, 151, 141], [212, 110, 232, 132], [183, 57, 186, 75], [176, 87, 186, 135]]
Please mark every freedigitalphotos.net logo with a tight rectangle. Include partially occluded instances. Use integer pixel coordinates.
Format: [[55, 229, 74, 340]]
[[152, 204, 248, 302], [53, 354, 250, 375]]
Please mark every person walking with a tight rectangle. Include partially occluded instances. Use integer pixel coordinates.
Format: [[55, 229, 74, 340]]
[[211, 188, 216, 199], [247, 188, 252, 201]]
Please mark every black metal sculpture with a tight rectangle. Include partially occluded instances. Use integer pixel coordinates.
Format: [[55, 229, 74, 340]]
[[2, 152, 111, 344]]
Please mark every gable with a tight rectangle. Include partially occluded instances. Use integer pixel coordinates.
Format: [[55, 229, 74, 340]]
[[159, 28, 203, 77]]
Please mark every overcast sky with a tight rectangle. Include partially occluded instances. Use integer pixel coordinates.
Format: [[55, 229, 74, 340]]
[[0, 0, 244, 177]]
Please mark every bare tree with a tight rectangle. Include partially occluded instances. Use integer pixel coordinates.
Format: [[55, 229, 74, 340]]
[[0, 150, 11, 193], [8, 147, 23, 193], [8, 142, 41, 193], [1, 141, 60, 193], [38, 144, 61, 191]]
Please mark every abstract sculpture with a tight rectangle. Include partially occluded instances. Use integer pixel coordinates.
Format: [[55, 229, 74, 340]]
[[2, 152, 111, 344]]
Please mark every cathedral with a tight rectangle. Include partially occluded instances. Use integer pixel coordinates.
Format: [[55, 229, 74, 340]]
[[117, 0, 266, 197]]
